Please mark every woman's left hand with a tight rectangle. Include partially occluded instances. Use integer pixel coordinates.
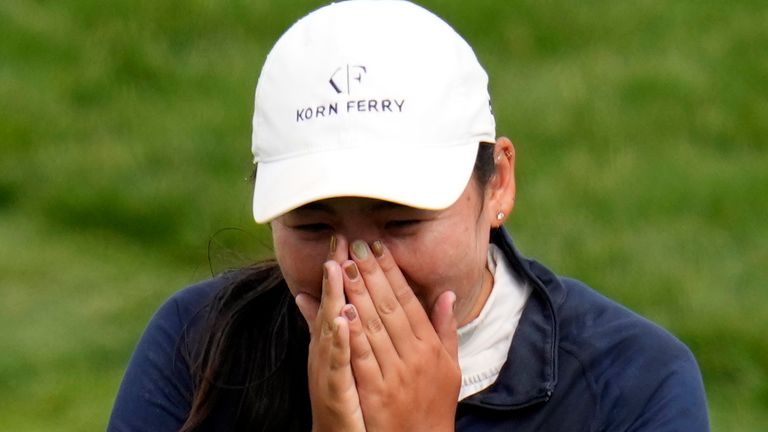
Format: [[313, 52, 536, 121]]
[[338, 240, 461, 432]]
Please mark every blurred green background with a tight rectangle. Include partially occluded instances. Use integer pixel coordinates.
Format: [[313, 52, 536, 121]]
[[1, 0, 766, 430]]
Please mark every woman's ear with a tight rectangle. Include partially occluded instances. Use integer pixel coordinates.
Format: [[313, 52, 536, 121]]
[[486, 137, 516, 227]]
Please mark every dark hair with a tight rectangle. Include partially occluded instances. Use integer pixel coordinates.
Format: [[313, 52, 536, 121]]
[[180, 143, 496, 431], [473, 142, 496, 190]]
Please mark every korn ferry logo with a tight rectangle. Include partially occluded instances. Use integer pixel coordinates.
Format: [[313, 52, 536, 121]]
[[295, 65, 405, 123], [329, 65, 367, 95]]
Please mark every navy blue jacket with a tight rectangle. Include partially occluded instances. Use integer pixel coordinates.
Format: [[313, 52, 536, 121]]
[[109, 228, 710, 431]]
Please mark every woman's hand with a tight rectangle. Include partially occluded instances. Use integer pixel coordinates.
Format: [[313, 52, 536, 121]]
[[341, 240, 461, 432], [295, 237, 366, 432]]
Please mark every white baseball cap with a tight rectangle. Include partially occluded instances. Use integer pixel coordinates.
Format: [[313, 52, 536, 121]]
[[251, 0, 496, 223]]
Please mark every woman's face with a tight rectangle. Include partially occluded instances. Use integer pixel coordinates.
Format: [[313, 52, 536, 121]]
[[271, 139, 516, 326], [271, 180, 495, 326]]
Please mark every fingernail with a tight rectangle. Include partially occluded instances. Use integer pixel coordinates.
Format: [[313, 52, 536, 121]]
[[351, 240, 368, 260], [344, 262, 359, 280], [321, 320, 333, 336], [322, 265, 328, 283], [295, 293, 305, 309], [371, 240, 384, 258], [343, 305, 357, 321], [329, 234, 337, 254]]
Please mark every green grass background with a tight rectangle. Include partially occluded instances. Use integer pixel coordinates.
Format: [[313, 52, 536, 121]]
[[1, 0, 766, 430]]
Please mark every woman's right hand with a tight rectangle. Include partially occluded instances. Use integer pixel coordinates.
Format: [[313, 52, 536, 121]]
[[295, 237, 366, 432]]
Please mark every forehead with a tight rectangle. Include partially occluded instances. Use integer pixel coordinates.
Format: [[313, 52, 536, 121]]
[[291, 197, 426, 215]]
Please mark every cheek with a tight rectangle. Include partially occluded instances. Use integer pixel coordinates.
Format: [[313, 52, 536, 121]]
[[387, 221, 483, 304], [272, 229, 327, 298]]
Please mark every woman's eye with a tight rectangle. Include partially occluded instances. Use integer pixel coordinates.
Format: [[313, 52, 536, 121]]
[[293, 223, 332, 233], [385, 219, 421, 230]]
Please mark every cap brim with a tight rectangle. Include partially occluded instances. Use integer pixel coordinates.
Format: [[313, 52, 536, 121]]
[[252, 140, 479, 223]]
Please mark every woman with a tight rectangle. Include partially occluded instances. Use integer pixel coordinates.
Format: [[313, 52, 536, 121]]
[[109, 1, 710, 431]]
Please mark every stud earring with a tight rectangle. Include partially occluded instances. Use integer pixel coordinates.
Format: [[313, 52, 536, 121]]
[[496, 211, 505, 221]]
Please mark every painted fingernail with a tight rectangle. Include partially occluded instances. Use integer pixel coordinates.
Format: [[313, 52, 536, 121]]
[[329, 234, 337, 254], [371, 240, 384, 258], [351, 240, 368, 260], [344, 262, 359, 280], [343, 305, 357, 321], [321, 320, 333, 336]]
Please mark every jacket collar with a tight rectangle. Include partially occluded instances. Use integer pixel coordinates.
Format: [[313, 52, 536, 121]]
[[460, 227, 563, 410]]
